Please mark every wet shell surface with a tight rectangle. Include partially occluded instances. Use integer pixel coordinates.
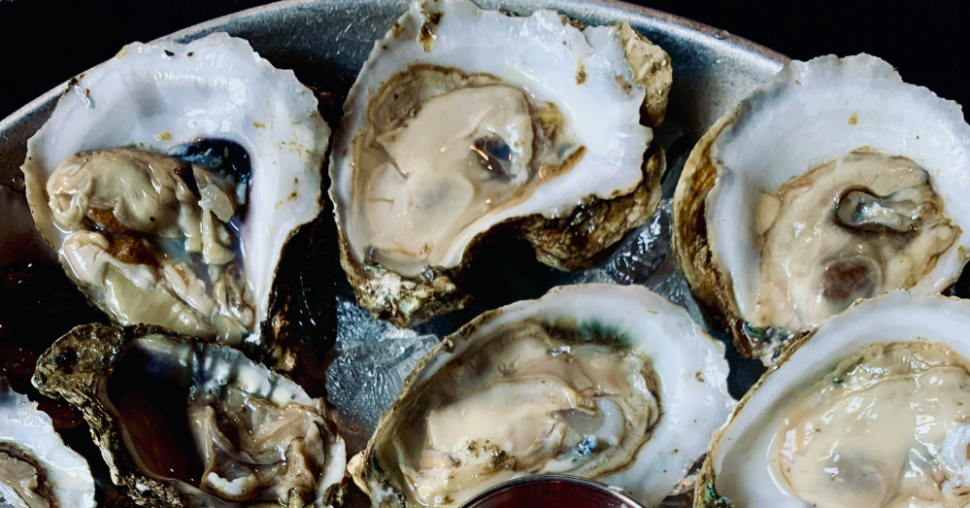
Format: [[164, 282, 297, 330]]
[[20, 33, 329, 361], [330, 0, 672, 326], [32, 324, 346, 508], [696, 292, 970, 508], [349, 283, 733, 508], [0, 377, 96, 508], [674, 54, 970, 362]]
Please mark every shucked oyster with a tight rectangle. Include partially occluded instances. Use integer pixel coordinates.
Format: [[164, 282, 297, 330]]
[[0, 378, 95, 508], [32, 324, 346, 507], [674, 55, 970, 361], [330, 0, 672, 326], [349, 284, 733, 508], [696, 292, 970, 508], [20, 34, 328, 361]]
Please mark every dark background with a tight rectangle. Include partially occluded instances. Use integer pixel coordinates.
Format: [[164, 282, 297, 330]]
[[0, 0, 966, 120]]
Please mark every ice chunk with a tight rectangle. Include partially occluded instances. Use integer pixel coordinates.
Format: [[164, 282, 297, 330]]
[[326, 331, 438, 454]]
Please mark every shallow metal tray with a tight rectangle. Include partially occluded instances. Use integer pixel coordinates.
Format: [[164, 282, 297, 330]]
[[0, 0, 785, 182], [0, 0, 786, 502]]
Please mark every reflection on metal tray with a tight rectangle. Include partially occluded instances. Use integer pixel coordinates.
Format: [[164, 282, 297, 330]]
[[0, 0, 786, 504]]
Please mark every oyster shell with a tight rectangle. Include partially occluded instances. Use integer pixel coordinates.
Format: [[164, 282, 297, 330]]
[[349, 284, 733, 508], [674, 55, 970, 362], [20, 33, 329, 363], [330, 0, 672, 326], [0, 377, 95, 508], [32, 324, 346, 507], [695, 292, 970, 508]]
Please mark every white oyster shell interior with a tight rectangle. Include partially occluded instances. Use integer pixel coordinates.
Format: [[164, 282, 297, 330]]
[[357, 284, 733, 508], [710, 292, 970, 507], [706, 55, 970, 332], [0, 378, 95, 508], [331, 0, 653, 276], [21, 33, 328, 342]]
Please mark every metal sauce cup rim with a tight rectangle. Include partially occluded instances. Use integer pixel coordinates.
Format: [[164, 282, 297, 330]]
[[459, 474, 646, 508]]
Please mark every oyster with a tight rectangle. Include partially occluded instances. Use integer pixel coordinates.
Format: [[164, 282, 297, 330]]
[[20, 33, 329, 358], [32, 324, 346, 507], [330, 0, 672, 326], [0, 377, 95, 508], [349, 284, 733, 508], [673, 55, 970, 361], [696, 292, 970, 508]]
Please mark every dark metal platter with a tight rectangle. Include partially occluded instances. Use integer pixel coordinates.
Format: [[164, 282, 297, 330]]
[[0, 0, 785, 176], [0, 0, 786, 505]]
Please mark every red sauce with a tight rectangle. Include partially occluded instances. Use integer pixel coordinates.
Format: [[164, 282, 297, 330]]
[[462, 476, 642, 508]]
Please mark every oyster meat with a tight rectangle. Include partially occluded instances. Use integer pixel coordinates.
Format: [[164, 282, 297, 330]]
[[674, 55, 970, 361], [330, 0, 672, 326], [696, 292, 970, 508], [0, 377, 95, 508], [20, 33, 329, 359], [349, 284, 734, 508], [32, 324, 346, 507]]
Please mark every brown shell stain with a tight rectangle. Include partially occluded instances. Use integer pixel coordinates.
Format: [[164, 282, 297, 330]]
[[418, 9, 443, 52], [576, 59, 587, 85]]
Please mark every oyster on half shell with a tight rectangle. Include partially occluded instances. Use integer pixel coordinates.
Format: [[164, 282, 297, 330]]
[[0, 377, 95, 508], [20, 33, 330, 368], [349, 284, 734, 508], [330, 0, 672, 327], [696, 292, 970, 508], [674, 54, 970, 362], [32, 324, 346, 508]]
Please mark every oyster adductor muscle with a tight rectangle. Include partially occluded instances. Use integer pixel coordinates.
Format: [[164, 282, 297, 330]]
[[349, 284, 733, 508], [330, 0, 672, 327], [20, 33, 331, 367], [32, 324, 346, 508], [674, 54, 970, 362]]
